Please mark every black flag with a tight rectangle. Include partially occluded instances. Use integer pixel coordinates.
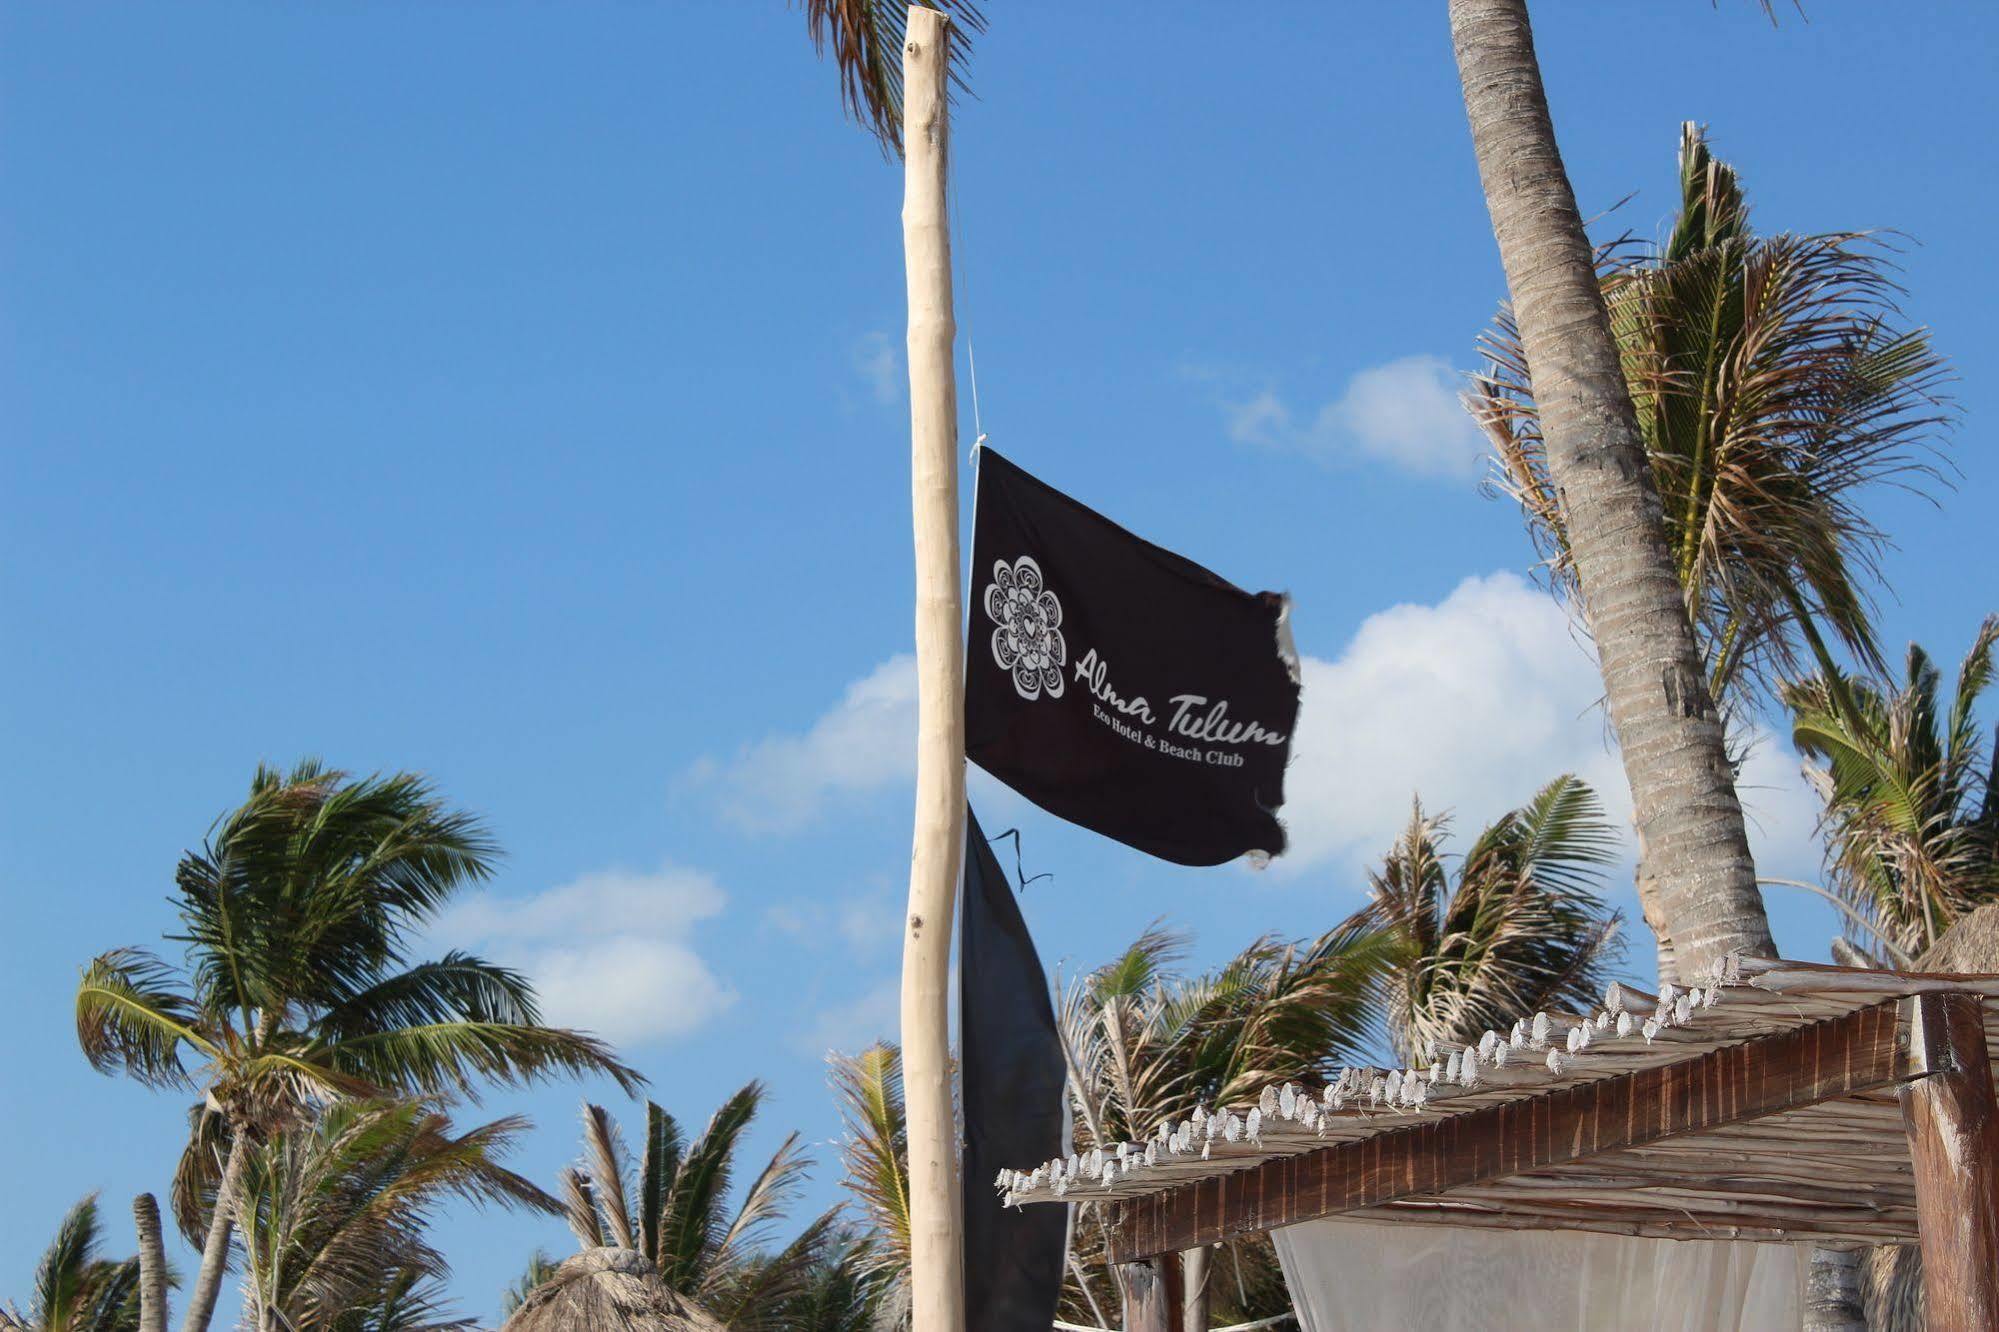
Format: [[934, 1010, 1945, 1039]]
[[966, 447, 1301, 866], [961, 807, 1066, 1332]]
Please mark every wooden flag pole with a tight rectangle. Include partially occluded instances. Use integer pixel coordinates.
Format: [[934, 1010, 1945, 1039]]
[[899, 7, 967, 1332]]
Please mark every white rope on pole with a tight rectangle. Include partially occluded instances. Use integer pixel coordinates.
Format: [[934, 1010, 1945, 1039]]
[[944, 119, 986, 458]]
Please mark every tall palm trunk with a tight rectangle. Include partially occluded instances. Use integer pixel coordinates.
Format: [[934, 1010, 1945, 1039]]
[[134, 1193, 170, 1332], [1446, 0, 1774, 978], [181, 1132, 248, 1332]]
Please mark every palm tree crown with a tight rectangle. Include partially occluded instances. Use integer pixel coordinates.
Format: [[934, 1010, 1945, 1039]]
[[558, 1084, 836, 1328], [1346, 774, 1624, 1064], [1786, 618, 1999, 961], [1477, 123, 1951, 704], [77, 763, 640, 1224], [1, 1197, 141, 1332], [232, 1100, 557, 1332], [1054, 925, 1388, 1328]]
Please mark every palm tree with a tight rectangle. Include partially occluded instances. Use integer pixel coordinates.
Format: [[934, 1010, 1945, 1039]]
[[832, 899, 1602, 1329], [1448, 0, 1774, 979], [1477, 123, 1950, 707], [322, 1268, 474, 1332], [73, 761, 642, 1332], [559, 1084, 837, 1328], [0, 1197, 140, 1332], [758, 1232, 884, 1332], [129, 1197, 167, 1332], [800, 0, 987, 156], [1060, 925, 1387, 1148], [1346, 775, 1624, 1063], [829, 927, 1389, 1329], [1060, 925, 1388, 1329], [1785, 619, 1999, 963], [499, 1254, 560, 1321], [230, 1099, 557, 1332], [826, 1044, 914, 1328]]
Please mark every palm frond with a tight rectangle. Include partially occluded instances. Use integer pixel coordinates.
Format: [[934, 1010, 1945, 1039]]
[[699, 1131, 814, 1303], [1787, 619, 1999, 954], [578, 1102, 637, 1250], [325, 1020, 643, 1101], [500, 1252, 559, 1320], [1351, 777, 1625, 1063], [168, 1104, 232, 1247], [234, 1100, 553, 1332], [558, 1169, 602, 1250], [828, 1045, 911, 1285], [75, 950, 208, 1091], [800, 0, 987, 158], [700, 1208, 841, 1330], [319, 954, 540, 1039], [655, 1083, 763, 1294], [638, 1101, 684, 1264], [32, 1195, 104, 1329]]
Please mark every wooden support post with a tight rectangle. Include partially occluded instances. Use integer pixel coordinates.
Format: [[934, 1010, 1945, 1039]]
[[1180, 1247, 1209, 1332], [898, 8, 966, 1332], [1801, 1244, 1865, 1332], [1899, 991, 1999, 1331], [1120, 1257, 1184, 1332]]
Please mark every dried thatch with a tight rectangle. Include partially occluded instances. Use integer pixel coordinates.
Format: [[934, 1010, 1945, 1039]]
[[500, 1249, 727, 1332]]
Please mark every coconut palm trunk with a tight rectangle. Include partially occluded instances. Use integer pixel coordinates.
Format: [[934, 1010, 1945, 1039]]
[[134, 1194, 169, 1332], [179, 1132, 246, 1332], [1446, 0, 1774, 978]]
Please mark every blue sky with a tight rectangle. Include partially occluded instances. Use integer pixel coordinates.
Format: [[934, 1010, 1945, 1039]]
[[3, 1, 1994, 1322]]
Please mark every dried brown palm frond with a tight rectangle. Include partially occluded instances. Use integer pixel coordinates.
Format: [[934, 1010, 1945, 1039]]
[[800, 0, 988, 157], [1474, 122, 1951, 705]]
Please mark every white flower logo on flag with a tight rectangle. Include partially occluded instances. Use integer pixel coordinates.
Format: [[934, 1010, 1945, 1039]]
[[984, 556, 1066, 700]]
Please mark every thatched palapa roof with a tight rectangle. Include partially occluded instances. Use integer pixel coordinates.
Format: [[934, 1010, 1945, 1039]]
[[500, 1249, 727, 1332]]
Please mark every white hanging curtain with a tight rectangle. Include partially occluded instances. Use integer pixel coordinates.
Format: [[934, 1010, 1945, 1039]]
[[1272, 1217, 1803, 1332]]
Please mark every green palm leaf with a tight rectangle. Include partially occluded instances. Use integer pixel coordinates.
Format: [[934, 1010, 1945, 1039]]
[[638, 1101, 684, 1263], [1786, 618, 1999, 954], [74, 950, 211, 1091]]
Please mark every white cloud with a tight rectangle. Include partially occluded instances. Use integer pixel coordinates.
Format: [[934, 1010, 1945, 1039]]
[[1733, 730, 1827, 882], [852, 331, 902, 407], [697, 654, 917, 833], [764, 880, 900, 956], [1280, 571, 1823, 885], [435, 864, 736, 1047], [1222, 354, 1488, 479], [791, 978, 900, 1058], [687, 573, 1825, 907]]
